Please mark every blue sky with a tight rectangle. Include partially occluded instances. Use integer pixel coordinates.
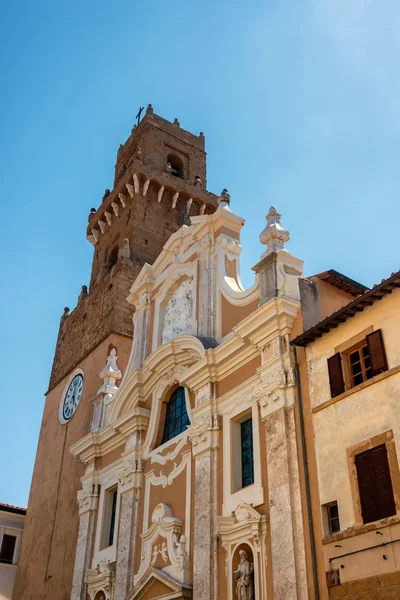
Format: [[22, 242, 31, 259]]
[[1, 0, 399, 506]]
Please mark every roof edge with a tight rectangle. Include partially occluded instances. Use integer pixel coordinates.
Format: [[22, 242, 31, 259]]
[[292, 270, 400, 347]]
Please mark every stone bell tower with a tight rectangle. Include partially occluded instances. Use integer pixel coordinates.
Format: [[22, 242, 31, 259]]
[[13, 106, 219, 600], [50, 104, 219, 391]]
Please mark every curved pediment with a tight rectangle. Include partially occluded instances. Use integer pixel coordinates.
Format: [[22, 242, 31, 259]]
[[110, 335, 206, 423]]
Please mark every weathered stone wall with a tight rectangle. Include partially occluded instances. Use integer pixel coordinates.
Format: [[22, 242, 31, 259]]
[[329, 570, 400, 599], [49, 257, 137, 390]]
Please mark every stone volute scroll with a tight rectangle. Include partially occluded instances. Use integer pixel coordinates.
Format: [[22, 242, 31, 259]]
[[234, 549, 254, 600], [90, 348, 122, 432]]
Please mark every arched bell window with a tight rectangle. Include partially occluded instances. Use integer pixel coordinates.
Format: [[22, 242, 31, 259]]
[[167, 153, 184, 178], [161, 387, 190, 444]]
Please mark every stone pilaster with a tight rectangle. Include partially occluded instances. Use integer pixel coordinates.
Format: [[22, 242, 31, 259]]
[[71, 479, 100, 600], [113, 455, 144, 600], [132, 291, 151, 369], [258, 369, 307, 600], [188, 405, 219, 600], [197, 235, 217, 339]]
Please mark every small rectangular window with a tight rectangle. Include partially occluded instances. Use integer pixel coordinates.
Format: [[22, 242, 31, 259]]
[[0, 534, 16, 564], [101, 487, 118, 549], [233, 414, 255, 492], [326, 502, 340, 534], [355, 444, 396, 524], [241, 418, 254, 488]]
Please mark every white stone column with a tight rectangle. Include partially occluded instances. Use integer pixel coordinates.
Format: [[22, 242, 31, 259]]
[[114, 455, 144, 600], [71, 480, 100, 600], [188, 398, 220, 600]]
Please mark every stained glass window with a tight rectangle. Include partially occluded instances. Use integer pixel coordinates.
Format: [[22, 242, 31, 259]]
[[241, 418, 254, 488], [161, 387, 190, 444]]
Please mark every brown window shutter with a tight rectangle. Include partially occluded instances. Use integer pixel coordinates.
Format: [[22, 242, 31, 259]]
[[355, 450, 379, 524], [371, 445, 396, 519], [366, 329, 388, 376], [327, 353, 345, 398], [355, 445, 396, 524]]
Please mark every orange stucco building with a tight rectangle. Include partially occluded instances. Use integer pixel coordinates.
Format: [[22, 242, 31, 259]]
[[13, 108, 400, 600]]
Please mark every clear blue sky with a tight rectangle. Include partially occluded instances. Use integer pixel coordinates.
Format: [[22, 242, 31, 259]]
[[1, 0, 399, 507]]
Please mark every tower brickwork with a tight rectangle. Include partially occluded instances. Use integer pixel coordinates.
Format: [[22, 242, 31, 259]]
[[49, 105, 218, 391]]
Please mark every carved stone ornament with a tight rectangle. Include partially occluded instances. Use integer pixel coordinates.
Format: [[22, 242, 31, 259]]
[[162, 277, 194, 344], [117, 457, 144, 491], [259, 205, 289, 255], [86, 558, 115, 600], [90, 348, 123, 432], [135, 503, 190, 585], [157, 366, 188, 392], [187, 414, 220, 457], [77, 482, 100, 515]]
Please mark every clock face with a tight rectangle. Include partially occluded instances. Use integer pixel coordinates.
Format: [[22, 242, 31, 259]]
[[60, 373, 84, 424]]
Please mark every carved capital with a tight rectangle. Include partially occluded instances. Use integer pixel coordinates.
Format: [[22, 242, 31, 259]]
[[187, 415, 220, 457], [256, 368, 296, 421], [117, 457, 144, 492], [77, 482, 100, 515]]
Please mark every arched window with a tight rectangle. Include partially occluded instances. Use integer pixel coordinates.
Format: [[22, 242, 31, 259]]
[[167, 154, 184, 178], [161, 387, 190, 444], [108, 245, 118, 269]]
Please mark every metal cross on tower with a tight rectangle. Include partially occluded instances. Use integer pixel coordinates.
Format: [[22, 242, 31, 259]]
[[135, 106, 145, 124]]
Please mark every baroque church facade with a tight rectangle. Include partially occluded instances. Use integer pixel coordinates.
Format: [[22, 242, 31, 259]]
[[13, 107, 400, 600]]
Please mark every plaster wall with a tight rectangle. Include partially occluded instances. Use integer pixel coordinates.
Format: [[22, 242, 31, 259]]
[[305, 290, 400, 585], [13, 333, 131, 600]]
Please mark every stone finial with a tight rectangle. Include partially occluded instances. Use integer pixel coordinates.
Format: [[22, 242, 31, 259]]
[[166, 161, 172, 174], [103, 189, 111, 200], [217, 189, 231, 210], [78, 285, 88, 304], [99, 347, 122, 389], [61, 307, 70, 322], [118, 238, 131, 259], [259, 206, 289, 255], [194, 175, 202, 186], [88, 208, 96, 221], [146, 104, 154, 114], [173, 118, 180, 126]]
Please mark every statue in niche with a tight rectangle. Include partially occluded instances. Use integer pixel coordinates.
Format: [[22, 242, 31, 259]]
[[162, 277, 193, 344], [234, 549, 254, 600]]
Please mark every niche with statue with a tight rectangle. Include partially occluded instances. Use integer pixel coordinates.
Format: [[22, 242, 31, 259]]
[[232, 544, 255, 600]]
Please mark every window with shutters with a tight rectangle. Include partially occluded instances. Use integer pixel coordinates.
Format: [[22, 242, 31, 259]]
[[355, 444, 396, 524], [327, 329, 388, 398]]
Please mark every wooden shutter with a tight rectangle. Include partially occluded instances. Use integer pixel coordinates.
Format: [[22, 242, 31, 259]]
[[355, 450, 378, 524], [366, 329, 388, 376], [327, 353, 345, 398], [355, 445, 396, 524], [371, 445, 396, 519]]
